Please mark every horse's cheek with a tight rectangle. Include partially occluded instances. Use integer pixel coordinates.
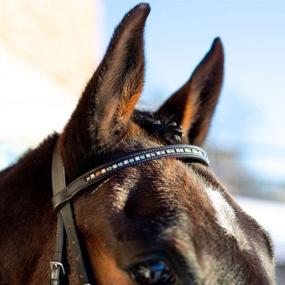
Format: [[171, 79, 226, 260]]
[[89, 241, 133, 285]]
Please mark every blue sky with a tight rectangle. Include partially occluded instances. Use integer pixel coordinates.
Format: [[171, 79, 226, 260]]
[[0, 1, 284, 185], [103, 1, 285, 182]]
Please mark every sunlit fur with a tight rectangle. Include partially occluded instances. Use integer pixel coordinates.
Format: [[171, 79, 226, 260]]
[[0, 3, 275, 285]]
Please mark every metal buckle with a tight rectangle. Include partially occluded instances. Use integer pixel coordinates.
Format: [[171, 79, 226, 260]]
[[50, 261, 65, 274], [50, 261, 65, 279]]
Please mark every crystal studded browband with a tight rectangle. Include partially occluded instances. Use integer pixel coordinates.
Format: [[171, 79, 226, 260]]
[[52, 144, 209, 209]]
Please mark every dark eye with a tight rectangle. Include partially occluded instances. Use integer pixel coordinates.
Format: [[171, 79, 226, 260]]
[[129, 259, 177, 284]]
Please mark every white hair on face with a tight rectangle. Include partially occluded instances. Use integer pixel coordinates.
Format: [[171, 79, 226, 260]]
[[111, 170, 140, 212], [205, 186, 249, 250]]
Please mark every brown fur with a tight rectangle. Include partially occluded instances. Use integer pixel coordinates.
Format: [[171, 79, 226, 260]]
[[0, 3, 275, 285]]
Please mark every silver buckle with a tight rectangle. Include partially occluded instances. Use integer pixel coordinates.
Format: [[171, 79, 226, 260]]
[[50, 261, 65, 275]]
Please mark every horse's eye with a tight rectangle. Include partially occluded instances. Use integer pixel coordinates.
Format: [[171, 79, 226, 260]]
[[129, 259, 177, 284]]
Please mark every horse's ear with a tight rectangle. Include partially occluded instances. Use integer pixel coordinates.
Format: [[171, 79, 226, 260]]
[[61, 4, 150, 163], [156, 38, 224, 145]]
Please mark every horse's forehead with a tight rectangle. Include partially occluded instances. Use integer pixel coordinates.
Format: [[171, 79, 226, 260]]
[[108, 159, 238, 233], [107, 160, 270, 253], [109, 159, 211, 211]]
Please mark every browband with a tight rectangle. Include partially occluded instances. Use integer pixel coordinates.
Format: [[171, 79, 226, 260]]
[[52, 144, 209, 209]]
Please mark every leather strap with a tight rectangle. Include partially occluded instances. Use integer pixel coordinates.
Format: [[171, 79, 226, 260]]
[[51, 143, 91, 285], [50, 214, 65, 285], [60, 203, 91, 284], [51, 144, 66, 285], [52, 144, 209, 209]]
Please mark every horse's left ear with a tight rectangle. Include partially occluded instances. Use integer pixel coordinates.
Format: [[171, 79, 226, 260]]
[[156, 38, 224, 145], [60, 4, 150, 178]]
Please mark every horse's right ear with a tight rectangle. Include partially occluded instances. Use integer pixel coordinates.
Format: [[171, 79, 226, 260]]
[[60, 4, 150, 175], [156, 38, 224, 146]]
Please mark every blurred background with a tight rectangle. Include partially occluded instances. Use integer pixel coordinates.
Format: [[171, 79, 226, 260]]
[[0, 0, 284, 282]]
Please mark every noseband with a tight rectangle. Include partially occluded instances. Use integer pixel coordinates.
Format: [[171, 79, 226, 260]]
[[50, 143, 210, 285]]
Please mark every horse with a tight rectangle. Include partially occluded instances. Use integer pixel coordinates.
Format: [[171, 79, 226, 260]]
[[0, 3, 275, 285]]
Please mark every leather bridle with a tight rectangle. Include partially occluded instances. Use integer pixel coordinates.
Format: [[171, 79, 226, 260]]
[[50, 143, 210, 285]]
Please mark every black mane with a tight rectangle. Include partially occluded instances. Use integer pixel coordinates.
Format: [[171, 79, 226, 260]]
[[132, 110, 183, 144]]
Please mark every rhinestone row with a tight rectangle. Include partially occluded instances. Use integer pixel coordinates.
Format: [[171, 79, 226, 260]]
[[85, 147, 207, 182]]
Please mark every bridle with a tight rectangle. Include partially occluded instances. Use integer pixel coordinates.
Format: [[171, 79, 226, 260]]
[[50, 143, 210, 285]]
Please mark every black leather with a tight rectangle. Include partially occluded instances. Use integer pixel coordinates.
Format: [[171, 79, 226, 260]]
[[52, 144, 209, 209], [50, 214, 65, 285], [51, 143, 91, 285], [60, 203, 90, 284], [51, 144, 66, 285]]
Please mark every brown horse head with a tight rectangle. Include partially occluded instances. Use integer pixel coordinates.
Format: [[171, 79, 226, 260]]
[[55, 4, 275, 284], [0, 3, 275, 285]]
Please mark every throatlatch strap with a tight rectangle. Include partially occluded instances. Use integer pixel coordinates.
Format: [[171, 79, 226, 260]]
[[51, 143, 91, 285]]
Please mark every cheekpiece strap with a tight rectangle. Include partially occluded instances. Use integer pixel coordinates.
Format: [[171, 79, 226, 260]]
[[51, 143, 91, 285]]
